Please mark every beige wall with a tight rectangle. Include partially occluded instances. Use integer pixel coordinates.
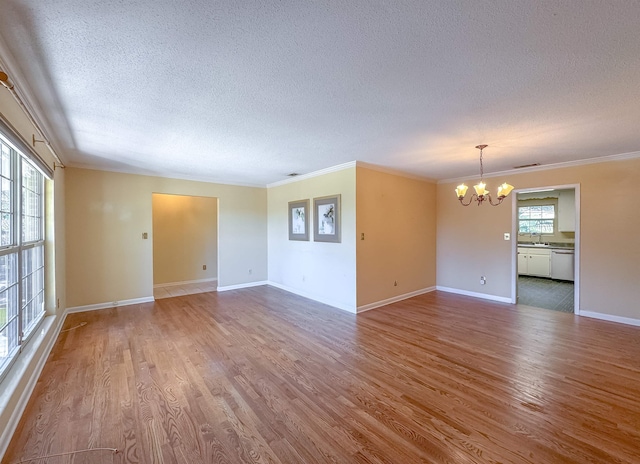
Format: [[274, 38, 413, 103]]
[[437, 158, 640, 319], [152, 194, 218, 285], [66, 168, 267, 307], [356, 167, 436, 307], [267, 167, 357, 311]]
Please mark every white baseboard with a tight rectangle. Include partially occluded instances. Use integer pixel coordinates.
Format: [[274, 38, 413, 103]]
[[66, 296, 155, 314], [153, 277, 218, 289], [217, 281, 268, 292], [436, 286, 512, 304], [356, 287, 436, 313], [0, 314, 66, 460], [266, 281, 356, 313], [579, 310, 640, 327]]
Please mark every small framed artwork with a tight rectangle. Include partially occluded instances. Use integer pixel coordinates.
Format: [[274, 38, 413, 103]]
[[314, 194, 341, 243], [288, 199, 309, 241]]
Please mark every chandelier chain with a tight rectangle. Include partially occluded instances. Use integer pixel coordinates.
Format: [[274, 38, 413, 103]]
[[479, 146, 484, 180]]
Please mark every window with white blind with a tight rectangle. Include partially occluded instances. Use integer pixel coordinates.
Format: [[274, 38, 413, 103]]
[[0, 133, 46, 379]]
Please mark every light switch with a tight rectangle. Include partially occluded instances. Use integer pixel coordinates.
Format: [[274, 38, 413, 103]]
[[142, 232, 148, 239], [504, 233, 510, 241]]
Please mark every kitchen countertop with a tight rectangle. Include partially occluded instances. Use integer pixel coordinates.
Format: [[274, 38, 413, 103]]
[[518, 243, 575, 250]]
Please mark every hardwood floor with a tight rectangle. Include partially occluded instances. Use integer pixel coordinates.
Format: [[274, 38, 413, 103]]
[[4, 288, 640, 463]]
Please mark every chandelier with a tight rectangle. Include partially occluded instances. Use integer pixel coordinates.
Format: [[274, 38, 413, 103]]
[[455, 145, 514, 206]]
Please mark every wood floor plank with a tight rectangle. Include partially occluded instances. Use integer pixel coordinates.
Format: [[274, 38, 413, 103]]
[[3, 287, 640, 463]]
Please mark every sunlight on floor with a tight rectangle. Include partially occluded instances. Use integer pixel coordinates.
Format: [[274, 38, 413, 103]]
[[153, 281, 217, 299]]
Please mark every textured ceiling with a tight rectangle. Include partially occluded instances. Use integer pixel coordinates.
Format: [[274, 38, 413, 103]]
[[0, 0, 639, 186]]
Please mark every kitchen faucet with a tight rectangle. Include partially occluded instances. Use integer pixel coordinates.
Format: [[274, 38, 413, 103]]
[[531, 233, 543, 244]]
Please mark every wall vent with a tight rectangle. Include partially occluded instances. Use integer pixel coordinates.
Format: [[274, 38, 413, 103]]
[[513, 163, 541, 169]]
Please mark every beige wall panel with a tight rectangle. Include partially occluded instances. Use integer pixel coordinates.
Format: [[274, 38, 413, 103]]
[[437, 158, 640, 319], [267, 168, 357, 311], [356, 167, 436, 307], [152, 194, 218, 285], [66, 168, 267, 307]]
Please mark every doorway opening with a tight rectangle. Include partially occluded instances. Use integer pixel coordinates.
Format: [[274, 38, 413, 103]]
[[512, 185, 580, 314], [152, 193, 219, 299]]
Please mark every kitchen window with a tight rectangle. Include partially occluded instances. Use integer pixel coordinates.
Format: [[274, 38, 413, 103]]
[[518, 205, 555, 234], [0, 133, 46, 380]]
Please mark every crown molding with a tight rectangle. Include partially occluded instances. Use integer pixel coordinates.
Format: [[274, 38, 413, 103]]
[[438, 150, 640, 184]]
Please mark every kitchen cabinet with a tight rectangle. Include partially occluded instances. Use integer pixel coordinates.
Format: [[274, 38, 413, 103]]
[[518, 247, 551, 277], [558, 190, 575, 232]]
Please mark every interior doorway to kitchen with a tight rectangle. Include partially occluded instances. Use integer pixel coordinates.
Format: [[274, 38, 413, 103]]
[[152, 193, 219, 299], [512, 184, 580, 314]]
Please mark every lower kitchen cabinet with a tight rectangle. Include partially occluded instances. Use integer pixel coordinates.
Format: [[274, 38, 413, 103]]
[[518, 247, 551, 277]]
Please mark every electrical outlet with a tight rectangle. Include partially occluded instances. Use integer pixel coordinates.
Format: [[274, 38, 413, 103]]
[[249, 269, 252, 274], [361, 233, 365, 240], [202, 264, 207, 270], [394, 280, 398, 286], [480, 276, 486, 285], [56, 298, 60, 309], [142, 232, 148, 239], [504, 233, 510, 240]]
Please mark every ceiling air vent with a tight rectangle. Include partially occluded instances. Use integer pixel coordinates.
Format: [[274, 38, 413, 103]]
[[287, 173, 299, 177], [513, 163, 540, 169]]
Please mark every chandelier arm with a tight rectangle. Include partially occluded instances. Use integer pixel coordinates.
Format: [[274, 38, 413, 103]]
[[487, 194, 504, 206], [458, 194, 477, 206]]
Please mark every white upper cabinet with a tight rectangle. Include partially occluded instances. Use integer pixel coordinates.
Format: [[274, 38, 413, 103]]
[[557, 189, 575, 232]]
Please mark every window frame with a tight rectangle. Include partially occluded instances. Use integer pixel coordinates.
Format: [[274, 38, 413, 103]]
[[518, 203, 556, 235], [0, 133, 47, 381]]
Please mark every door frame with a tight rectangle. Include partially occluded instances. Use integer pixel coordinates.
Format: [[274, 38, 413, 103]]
[[510, 183, 580, 314]]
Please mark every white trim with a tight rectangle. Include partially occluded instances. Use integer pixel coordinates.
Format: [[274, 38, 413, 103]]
[[439, 150, 640, 185], [511, 183, 580, 313], [66, 296, 155, 314], [266, 281, 356, 313], [216, 281, 269, 292], [0, 315, 64, 460], [356, 287, 436, 313], [436, 286, 512, 304], [511, 193, 518, 305], [579, 311, 640, 327], [153, 277, 218, 289], [267, 161, 357, 188]]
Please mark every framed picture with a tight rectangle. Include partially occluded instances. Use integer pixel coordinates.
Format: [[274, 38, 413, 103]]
[[313, 195, 341, 243], [288, 199, 309, 241]]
